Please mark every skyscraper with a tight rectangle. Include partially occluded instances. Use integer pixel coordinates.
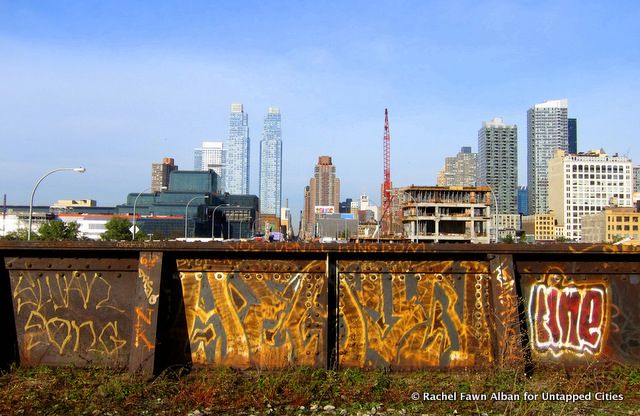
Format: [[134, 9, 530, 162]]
[[226, 103, 250, 194], [194, 141, 224, 193], [478, 118, 518, 214], [568, 118, 578, 154], [436, 146, 477, 187], [527, 99, 569, 214], [259, 107, 282, 217], [302, 156, 341, 238], [151, 157, 178, 192]]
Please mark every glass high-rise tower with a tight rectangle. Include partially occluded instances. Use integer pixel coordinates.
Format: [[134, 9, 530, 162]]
[[226, 103, 250, 194], [527, 99, 569, 214], [194, 141, 225, 193], [259, 107, 282, 216]]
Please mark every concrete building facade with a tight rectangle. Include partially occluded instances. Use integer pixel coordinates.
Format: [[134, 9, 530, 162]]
[[401, 186, 491, 243], [436, 146, 477, 187], [478, 117, 518, 215], [548, 149, 633, 241]]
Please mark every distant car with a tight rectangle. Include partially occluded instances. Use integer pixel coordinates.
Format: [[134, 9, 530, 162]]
[[320, 237, 335, 243]]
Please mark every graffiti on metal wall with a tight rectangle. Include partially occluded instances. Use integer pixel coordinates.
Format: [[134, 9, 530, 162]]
[[528, 274, 609, 357], [11, 270, 129, 359], [338, 261, 493, 369], [177, 259, 327, 368], [490, 258, 522, 363], [138, 255, 159, 305]]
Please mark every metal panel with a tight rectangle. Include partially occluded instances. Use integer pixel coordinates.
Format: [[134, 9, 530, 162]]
[[177, 259, 327, 368], [338, 260, 494, 369], [128, 252, 163, 376], [6, 257, 136, 367], [488, 255, 524, 367], [520, 263, 640, 365]]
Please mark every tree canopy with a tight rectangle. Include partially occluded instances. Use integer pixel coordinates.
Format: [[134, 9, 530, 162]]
[[100, 217, 147, 241], [37, 221, 80, 241]]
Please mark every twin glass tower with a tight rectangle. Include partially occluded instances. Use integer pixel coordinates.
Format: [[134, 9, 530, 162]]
[[224, 104, 282, 217]]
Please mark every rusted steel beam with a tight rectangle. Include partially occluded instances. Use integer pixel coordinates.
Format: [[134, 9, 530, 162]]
[[128, 252, 163, 376], [337, 260, 494, 370], [5, 257, 136, 367], [520, 269, 640, 366], [488, 255, 524, 369], [2, 240, 640, 256], [177, 258, 328, 369]]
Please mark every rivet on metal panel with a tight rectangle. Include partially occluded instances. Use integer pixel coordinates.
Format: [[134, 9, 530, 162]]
[[127, 264, 132, 269], [27, 263, 32, 268], [73, 271, 80, 277], [7, 263, 12, 268], [370, 275, 378, 281], [96, 272, 102, 277], [257, 274, 263, 280], [622, 276, 628, 281], [47, 264, 52, 269], [603, 276, 609, 281], [18, 272, 23, 277], [86, 264, 90, 269], [68, 264, 72, 269], [38, 272, 43, 277], [107, 264, 112, 269]]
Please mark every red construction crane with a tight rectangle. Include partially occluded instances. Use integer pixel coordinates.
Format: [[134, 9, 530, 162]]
[[382, 108, 392, 235]]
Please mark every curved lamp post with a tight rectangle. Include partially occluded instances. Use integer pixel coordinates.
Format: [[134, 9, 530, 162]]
[[184, 195, 206, 239], [28, 167, 86, 240], [210, 203, 229, 238], [132, 186, 166, 239], [132, 187, 151, 239]]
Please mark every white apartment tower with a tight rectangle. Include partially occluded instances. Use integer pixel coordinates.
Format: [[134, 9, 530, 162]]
[[194, 141, 225, 192], [478, 118, 518, 214], [527, 99, 569, 214], [259, 107, 283, 216], [548, 149, 633, 241], [226, 103, 250, 194]]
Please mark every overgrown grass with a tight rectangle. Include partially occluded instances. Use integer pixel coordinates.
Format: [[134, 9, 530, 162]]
[[1, 365, 639, 415]]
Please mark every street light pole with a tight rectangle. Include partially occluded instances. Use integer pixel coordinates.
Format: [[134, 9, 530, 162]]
[[132, 187, 151, 239], [210, 203, 229, 238], [184, 195, 206, 239], [28, 167, 86, 240]]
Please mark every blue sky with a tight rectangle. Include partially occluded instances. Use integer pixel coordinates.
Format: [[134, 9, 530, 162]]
[[2, 1, 639, 227]]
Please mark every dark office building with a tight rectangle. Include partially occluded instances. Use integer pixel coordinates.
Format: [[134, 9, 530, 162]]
[[517, 186, 528, 215], [339, 198, 353, 213], [568, 118, 577, 154], [116, 170, 259, 239]]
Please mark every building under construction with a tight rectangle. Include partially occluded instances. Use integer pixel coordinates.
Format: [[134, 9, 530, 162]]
[[401, 186, 491, 243]]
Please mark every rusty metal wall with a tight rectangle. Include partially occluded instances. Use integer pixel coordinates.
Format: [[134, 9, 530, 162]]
[[1, 241, 639, 374], [338, 260, 493, 369], [518, 260, 640, 366], [176, 258, 327, 369]]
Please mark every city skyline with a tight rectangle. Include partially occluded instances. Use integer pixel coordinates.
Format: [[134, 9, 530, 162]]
[[2, 2, 640, 230]]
